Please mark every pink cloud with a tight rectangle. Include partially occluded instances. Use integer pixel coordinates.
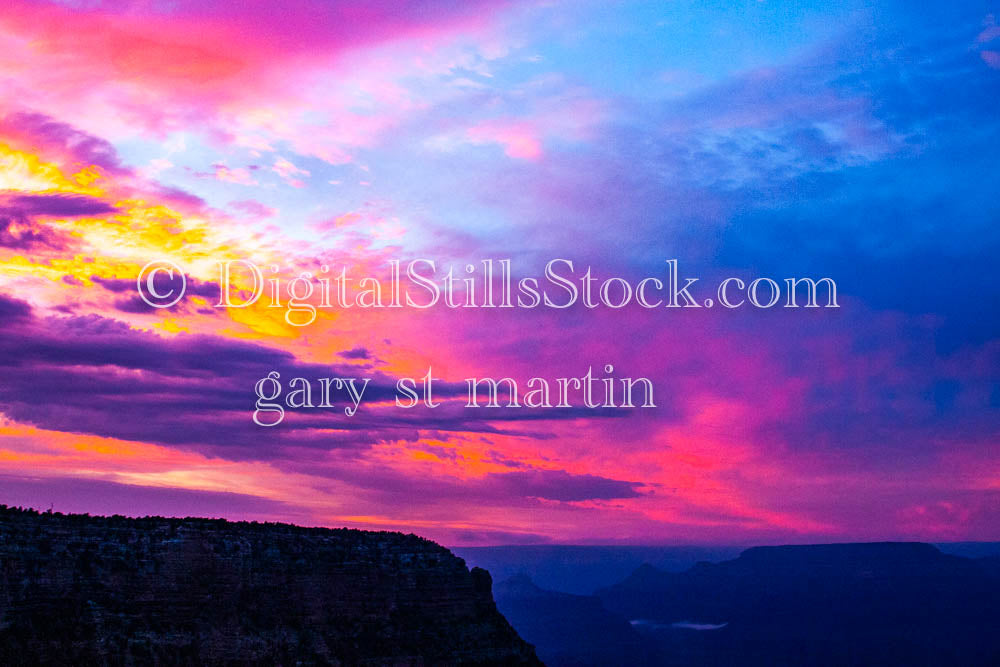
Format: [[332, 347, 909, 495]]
[[978, 15, 1000, 43], [206, 163, 257, 185], [467, 120, 544, 160], [229, 199, 277, 219], [272, 157, 310, 188], [0, 0, 520, 163]]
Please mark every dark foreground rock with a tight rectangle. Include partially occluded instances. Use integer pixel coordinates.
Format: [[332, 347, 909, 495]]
[[0, 506, 541, 666]]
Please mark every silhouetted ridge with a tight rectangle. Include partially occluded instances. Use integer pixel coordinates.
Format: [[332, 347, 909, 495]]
[[494, 574, 655, 666], [737, 541, 946, 568], [595, 541, 1000, 665], [0, 505, 541, 665]]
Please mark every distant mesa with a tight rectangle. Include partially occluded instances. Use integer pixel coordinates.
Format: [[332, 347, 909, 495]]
[[470, 542, 1000, 666], [596, 542, 1000, 666]]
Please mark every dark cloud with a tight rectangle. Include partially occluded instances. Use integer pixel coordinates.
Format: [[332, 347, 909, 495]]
[[0, 294, 31, 320], [0, 112, 125, 173], [92, 272, 222, 314], [90, 276, 140, 294], [340, 346, 371, 360], [147, 184, 207, 212], [0, 215, 72, 250], [0, 193, 115, 251], [112, 295, 163, 314], [92, 274, 220, 300], [0, 297, 596, 461], [481, 470, 643, 501], [289, 449, 644, 510], [0, 112, 206, 217], [1, 193, 116, 218]]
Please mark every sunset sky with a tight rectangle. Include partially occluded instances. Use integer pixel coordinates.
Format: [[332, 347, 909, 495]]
[[0, 0, 998, 546]]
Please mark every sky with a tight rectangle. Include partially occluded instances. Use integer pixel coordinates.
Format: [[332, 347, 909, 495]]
[[0, 0, 998, 546]]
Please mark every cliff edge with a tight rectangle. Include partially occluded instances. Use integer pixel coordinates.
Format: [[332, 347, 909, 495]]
[[0, 505, 541, 666]]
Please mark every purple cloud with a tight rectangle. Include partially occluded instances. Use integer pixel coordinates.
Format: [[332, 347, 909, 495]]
[[0, 193, 115, 251], [482, 470, 643, 501], [0, 296, 599, 461], [0, 215, 72, 250], [0, 112, 126, 173], [1, 193, 116, 218], [91, 272, 222, 313]]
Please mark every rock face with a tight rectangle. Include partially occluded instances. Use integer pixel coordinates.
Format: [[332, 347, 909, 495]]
[[0, 506, 541, 666]]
